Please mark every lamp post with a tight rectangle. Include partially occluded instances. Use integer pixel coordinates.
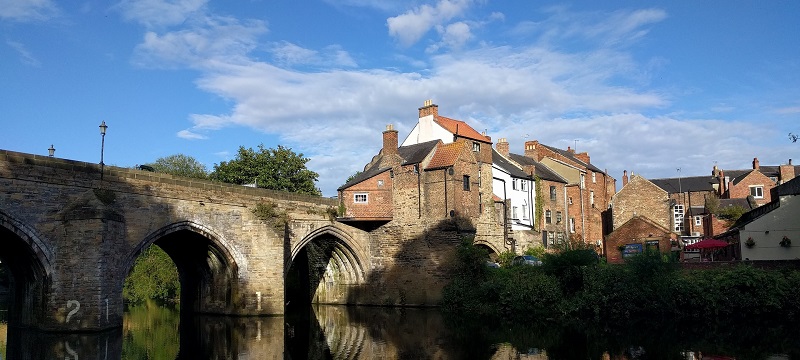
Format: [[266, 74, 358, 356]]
[[48, 144, 55, 157], [99, 121, 108, 180]]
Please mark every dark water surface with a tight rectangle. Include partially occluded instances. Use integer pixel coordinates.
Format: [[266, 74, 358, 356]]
[[1, 303, 799, 359]]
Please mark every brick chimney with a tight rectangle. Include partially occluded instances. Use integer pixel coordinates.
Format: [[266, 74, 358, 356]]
[[575, 151, 590, 164], [383, 124, 398, 156], [780, 159, 795, 183], [622, 170, 628, 187], [752, 157, 760, 170], [567, 146, 575, 154], [496, 138, 510, 157], [718, 170, 726, 197], [418, 99, 438, 118], [524, 140, 540, 161]]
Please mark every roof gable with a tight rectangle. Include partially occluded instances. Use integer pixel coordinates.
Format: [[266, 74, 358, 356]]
[[434, 116, 491, 143], [426, 141, 470, 170]]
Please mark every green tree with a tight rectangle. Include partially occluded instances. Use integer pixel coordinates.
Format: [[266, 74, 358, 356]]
[[123, 245, 180, 305], [143, 154, 208, 179], [211, 144, 321, 195]]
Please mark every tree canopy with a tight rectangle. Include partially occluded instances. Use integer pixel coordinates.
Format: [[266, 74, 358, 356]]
[[210, 144, 321, 195], [143, 154, 208, 179]]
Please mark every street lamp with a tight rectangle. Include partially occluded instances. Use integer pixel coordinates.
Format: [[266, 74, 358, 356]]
[[48, 144, 55, 157], [99, 121, 108, 180]]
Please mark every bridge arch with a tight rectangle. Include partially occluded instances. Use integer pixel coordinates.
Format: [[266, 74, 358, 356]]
[[0, 210, 54, 327], [287, 225, 367, 305], [473, 239, 503, 260], [124, 220, 247, 314]]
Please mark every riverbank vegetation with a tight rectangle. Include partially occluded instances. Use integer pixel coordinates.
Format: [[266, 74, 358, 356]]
[[442, 239, 800, 324]]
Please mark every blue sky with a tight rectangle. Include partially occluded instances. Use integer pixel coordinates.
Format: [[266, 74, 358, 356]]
[[2, 0, 798, 196]]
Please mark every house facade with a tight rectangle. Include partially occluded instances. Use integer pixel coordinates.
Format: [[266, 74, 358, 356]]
[[518, 140, 616, 252], [719, 175, 800, 261], [491, 145, 535, 231]]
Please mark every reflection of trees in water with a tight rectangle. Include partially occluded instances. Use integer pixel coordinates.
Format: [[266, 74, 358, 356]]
[[122, 302, 180, 359]]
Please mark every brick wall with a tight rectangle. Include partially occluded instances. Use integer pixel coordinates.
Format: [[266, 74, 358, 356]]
[[726, 171, 775, 206], [605, 216, 676, 264], [613, 174, 670, 231]]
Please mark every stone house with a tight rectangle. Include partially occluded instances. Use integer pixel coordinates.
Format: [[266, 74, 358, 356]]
[[339, 101, 508, 257]]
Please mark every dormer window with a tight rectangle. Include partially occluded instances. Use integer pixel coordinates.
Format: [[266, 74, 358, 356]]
[[472, 142, 480, 152]]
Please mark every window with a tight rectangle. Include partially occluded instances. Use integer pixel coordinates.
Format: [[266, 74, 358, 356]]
[[580, 173, 585, 189], [569, 218, 575, 233], [377, 179, 384, 187], [568, 197, 573, 205], [556, 211, 562, 224], [545, 210, 552, 224], [472, 142, 480, 152], [463, 175, 471, 191], [750, 185, 764, 199], [354, 193, 368, 203], [548, 232, 555, 246], [592, 172, 596, 183], [550, 186, 557, 201], [673, 205, 684, 232], [512, 206, 519, 220], [512, 179, 518, 190], [556, 232, 564, 244], [520, 181, 526, 191], [694, 215, 702, 226], [590, 191, 595, 207], [522, 205, 528, 220]]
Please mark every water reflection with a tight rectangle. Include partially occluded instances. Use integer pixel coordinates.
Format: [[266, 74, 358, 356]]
[[1, 304, 799, 359]]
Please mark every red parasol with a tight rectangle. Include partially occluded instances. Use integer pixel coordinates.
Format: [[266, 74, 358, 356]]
[[685, 238, 729, 250]]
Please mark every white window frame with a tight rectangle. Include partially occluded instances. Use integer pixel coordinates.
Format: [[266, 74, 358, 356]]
[[512, 178, 518, 190], [592, 172, 596, 183], [569, 218, 575, 233], [673, 205, 685, 232], [750, 185, 764, 199], [580, 173, 585, 189], [354, 193, 368, 204], [520, 180, 526, 191], [590, 191, 595, 206], [694, 215, 702, 226], [512, 206, 519, 220], [522, 205, 528, 220], [472, 142, 480, 152]]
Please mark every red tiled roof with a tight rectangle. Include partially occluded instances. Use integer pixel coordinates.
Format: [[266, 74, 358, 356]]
[[426, 141, 467, 170], [434, 116, 492, 143]]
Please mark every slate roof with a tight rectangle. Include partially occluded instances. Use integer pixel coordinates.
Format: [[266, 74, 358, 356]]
[[758, 165, 800, 179], [539, 143, 604, 174], [434, 115, 492, 143], [338, 140, 439, 191], [426, 141, 468, 170], [508, 153, 568, 183], [492, 150, 529, 179], [650, 176, 717, 194], [399, 140, 439, 166]]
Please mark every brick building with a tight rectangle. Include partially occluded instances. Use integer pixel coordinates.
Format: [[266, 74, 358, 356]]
[[513, 140, 616, 251]]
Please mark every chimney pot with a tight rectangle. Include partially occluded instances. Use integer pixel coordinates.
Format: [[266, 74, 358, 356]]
[[497, 138, 510, 157], [623, 170, 629, 187], [418, 99, 438, 118]]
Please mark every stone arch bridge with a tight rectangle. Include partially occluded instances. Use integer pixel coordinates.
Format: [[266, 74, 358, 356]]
[[0, 150, 483, 332]]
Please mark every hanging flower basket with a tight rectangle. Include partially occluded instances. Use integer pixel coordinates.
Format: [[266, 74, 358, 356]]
[[780, 236, 791, 248], [745, 237, 755, 248]]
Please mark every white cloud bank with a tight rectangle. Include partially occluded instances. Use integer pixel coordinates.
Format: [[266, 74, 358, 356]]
[[123, 1, 794, 195], [0, 0, 59, 22]]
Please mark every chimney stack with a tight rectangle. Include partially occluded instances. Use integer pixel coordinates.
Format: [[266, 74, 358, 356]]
[[497, 138, 510, 157], [780, 159, 796, 183], [567, 146, 575, 154], [524, 140, 540, 161], [718, 170, 726, 196], [622, 170, 628, 187], [383, 124, 398, 156], [753, 157, 760, 170], [575, 151, 590, 164], [418, 99, 438, 118]]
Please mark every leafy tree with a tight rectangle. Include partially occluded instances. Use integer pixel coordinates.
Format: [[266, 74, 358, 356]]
[[124, 245, 180, 305], [211, 144, 321, 195], [142, 154, 208, 179], [345, 170, 363, 185]]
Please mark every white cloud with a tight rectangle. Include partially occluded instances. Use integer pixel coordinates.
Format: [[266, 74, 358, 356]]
[[131, 5, 790, 195], [177, 129, 207, 140], [6, 41, 41, 66], [387, 0, 472, 47], [132, 16, 267, 68], [118, 0, 207, 28], [0, 0, 59, 22]]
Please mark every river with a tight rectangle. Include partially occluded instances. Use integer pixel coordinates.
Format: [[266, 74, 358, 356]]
[[0, 303, 798, 359]]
